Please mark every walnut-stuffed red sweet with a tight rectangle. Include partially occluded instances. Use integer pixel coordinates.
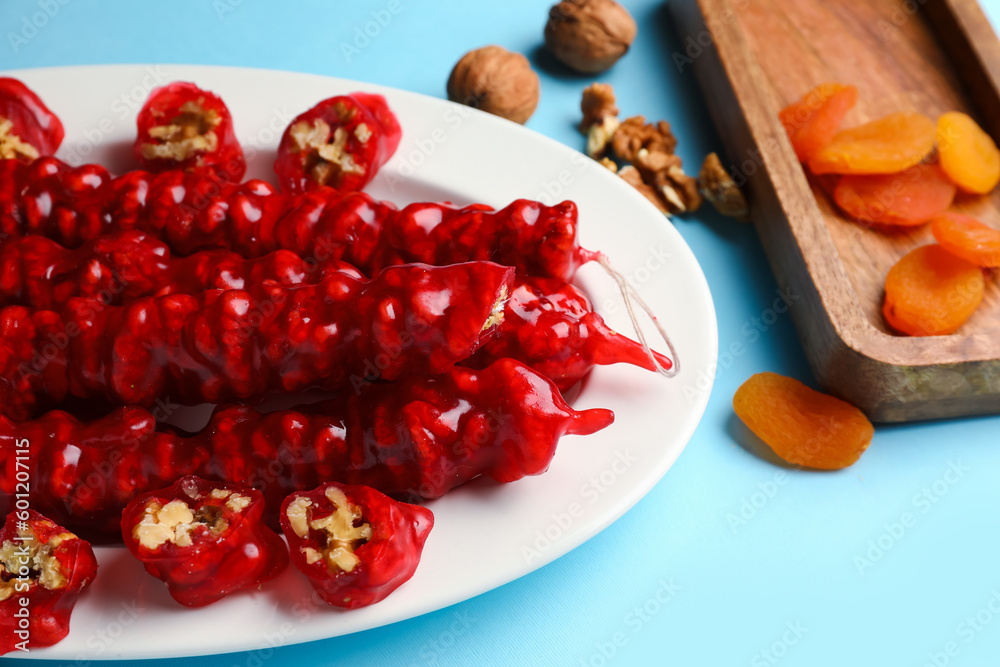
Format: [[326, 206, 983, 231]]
[[120, 476, 287, 607], [274, 93, 401, 193], [134, 81, 245, 182]]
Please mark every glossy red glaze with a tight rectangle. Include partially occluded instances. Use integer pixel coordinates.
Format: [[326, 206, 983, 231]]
[[0, 230, 360, 309], [467, 276, 672, 390]]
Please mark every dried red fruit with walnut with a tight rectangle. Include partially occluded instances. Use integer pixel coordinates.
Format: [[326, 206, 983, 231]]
[[0, 78, 64, 161], [1, 510, 97, 655], [280, 482, 432, 608], [121, 476, 287, 607], [275, 93, 401, 193], [134, 81, 246, 182]]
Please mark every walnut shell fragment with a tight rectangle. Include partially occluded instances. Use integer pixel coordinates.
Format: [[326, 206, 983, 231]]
[[699, 152, 750, 219]]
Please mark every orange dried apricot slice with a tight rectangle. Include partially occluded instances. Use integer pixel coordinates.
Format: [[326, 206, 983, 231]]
[[733, 372, 873, 470], [936, 112, 1000, 194], [808, 111, 936, 175], [883, 244, 984, 336], [833, 164, 955, 227], [930, 213, 1000, 267], [779, 83, 858, 163]]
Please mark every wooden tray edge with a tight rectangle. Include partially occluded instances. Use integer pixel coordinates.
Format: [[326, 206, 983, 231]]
[[668, 0, 1000, 422]]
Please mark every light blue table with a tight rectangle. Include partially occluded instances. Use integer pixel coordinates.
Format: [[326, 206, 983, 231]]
[[3, 1, 1000, 665]]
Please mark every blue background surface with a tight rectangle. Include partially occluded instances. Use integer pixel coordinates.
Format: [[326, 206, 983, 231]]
[[3, 1, 1000, 665]]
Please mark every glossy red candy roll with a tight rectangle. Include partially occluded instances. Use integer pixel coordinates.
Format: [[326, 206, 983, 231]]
[[0, 157, 590, 281], [0, 230, 360, 309], [0, 261, 513, 420], [1, 360, 613, 539]]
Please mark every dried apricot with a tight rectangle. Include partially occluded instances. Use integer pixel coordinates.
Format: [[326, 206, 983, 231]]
[[808, 111, 936, 175], [733, 372, 873, 470], [833, 164, 956, 227], [930, 213, 1000, 267], [936, 112, 1000, 194], [883, 244, 984, 336], [779, 83, 858, 163]]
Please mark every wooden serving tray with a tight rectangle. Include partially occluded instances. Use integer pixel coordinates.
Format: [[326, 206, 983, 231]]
[[670, 0, 1000, 421]]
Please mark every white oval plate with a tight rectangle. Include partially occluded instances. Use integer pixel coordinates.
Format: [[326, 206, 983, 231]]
[[2, 65, 718, 660]]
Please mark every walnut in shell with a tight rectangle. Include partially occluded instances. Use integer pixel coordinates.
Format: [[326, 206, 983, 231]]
[[447, 45, 540, 124], [545, 0, 637, 73]]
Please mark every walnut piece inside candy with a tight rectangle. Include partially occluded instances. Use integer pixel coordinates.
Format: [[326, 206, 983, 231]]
[[133, 494, 241, 550], [699, 152, 750, 219], [141, 100, 221, 162], [289, 118, 365, 187], [290, 486, 373, 574], [0, 525, 72, 600], [0, 118, 40, 161]]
